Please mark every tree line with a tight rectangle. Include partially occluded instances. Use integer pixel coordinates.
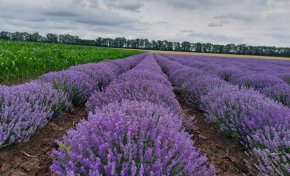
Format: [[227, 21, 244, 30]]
[[1, 31, 290, 57]]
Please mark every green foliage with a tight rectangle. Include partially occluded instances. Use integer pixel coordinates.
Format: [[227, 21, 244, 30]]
[[0, 40, 143, 84]]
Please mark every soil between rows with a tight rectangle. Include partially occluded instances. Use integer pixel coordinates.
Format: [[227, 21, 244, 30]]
[[0, 107, 86, 176], [0, 95, 258, 176], [176, 92, 258, 176]]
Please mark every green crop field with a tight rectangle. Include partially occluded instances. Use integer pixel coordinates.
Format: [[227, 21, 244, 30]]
[[0, 40, 143, 85]]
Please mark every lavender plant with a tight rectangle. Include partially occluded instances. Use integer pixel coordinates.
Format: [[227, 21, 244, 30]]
[[39, 70, 96, 106], [86, 80, 181, 115], [0, 82, 71, 147], [38, 54, 145, 106], [110, 70, 172, 87], [183, 75, 229, 109], [51, 100, 215, 176]]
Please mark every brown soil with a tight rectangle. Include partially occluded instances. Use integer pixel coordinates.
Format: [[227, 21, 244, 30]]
[[0, 107, 86, 176], [0, 94, 258, 176], [177, 94, 258, 176]]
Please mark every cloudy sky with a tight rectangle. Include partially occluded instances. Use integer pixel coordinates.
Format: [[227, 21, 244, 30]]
[[0, 0, 290, 47]]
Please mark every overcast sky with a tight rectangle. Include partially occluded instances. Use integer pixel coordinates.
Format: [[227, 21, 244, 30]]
[[0, 0, 290, 47]]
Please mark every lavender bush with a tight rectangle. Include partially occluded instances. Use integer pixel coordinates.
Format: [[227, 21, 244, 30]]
[[39, 70, 96, 106], [0, 82, 71, 147], [168, 54, 290, 107], [183, 75, 229, 109], [86, 54, 181, 115], [199, 78, 290, 175], [261, 83, 290, 107], [51, 100, 215, 176], [86, 80, 181, 115], [69, 62, 120, 91], [0, 54, 144, 148], [169, 68, 204, 88], [249, 126, 290, 175], [281, 74, 290, 84], [232, 74, 285, 90], [110, 70, 172, 87], [201, 85, 289, 140], [39, 54, 145, 106]]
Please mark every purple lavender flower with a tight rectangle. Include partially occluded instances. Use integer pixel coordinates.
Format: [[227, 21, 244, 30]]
[[110, 70, 172, 87], [86, 79, 181, 115], [38, 54, 145, 106], [0, 82, 71, 147], [260, 83, 290, 107], [51, 100, 215, 176], [39, 70, 96, 106], [183, 75, 229, 109]]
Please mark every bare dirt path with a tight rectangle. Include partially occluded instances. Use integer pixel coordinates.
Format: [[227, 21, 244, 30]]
[[176, 93, 258, 176], [0, 107, 86, 176]]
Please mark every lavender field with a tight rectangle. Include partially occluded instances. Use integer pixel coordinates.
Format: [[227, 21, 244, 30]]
[[0, 53, 289, 176]]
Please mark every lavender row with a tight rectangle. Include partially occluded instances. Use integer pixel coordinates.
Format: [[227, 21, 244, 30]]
[[165, 54, 290, 82], [0, 54, 145, 148], [166, 54, 290, 107], [0, 82, 71, 148], [86, 54, 181, 115], [51, 54, 215, 175], [38, 54, 145, 106], [155, 54, 290, 175]]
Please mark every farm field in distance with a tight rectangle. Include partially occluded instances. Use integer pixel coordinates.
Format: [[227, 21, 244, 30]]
[[0, 40, 143, 85], [124, 48, 290, 61], [1, 51, 289, 176]]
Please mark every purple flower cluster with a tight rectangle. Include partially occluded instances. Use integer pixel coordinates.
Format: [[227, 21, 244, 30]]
[[86, 54, 182, 115], [183, 76, 229, 109], [156, 54, 290, 175], [39, 54, 145, 106], [39, 70, 96, 106], [202, 86, 290, 175], [51, 54, 215, 175], [165, 54, 290, 108], [0, 82, 71, 147], [0, 54, 145, 148], [52, 100, 215, 176], [281, 74, 290, 84]]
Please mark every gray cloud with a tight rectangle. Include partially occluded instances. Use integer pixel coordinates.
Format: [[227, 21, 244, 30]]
[[118, 0, 144, 11], [102, 0, 143, 11], [208, 23, 222, 27], [167, 0, 214, 9], [44, 11, 79, 17], [0, 0, 289, 46], [178, 30, 241, 43], [214, 14, 257, 22], [268, 33, 290, 39], [208, 21, 228, 27]]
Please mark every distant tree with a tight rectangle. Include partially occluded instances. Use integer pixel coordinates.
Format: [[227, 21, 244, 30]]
[[144, 39, 152, 49], [30, 33, 42, 42], [46, 33, 58, 43], [174, 42, 181, 51], [181, 41, 191, 51], [196, 42, 202, 52], [167, 41, 173, 51], [152, 40, 159, 50], [205, 43, 212, 52], [0, 31, 10, 40]]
